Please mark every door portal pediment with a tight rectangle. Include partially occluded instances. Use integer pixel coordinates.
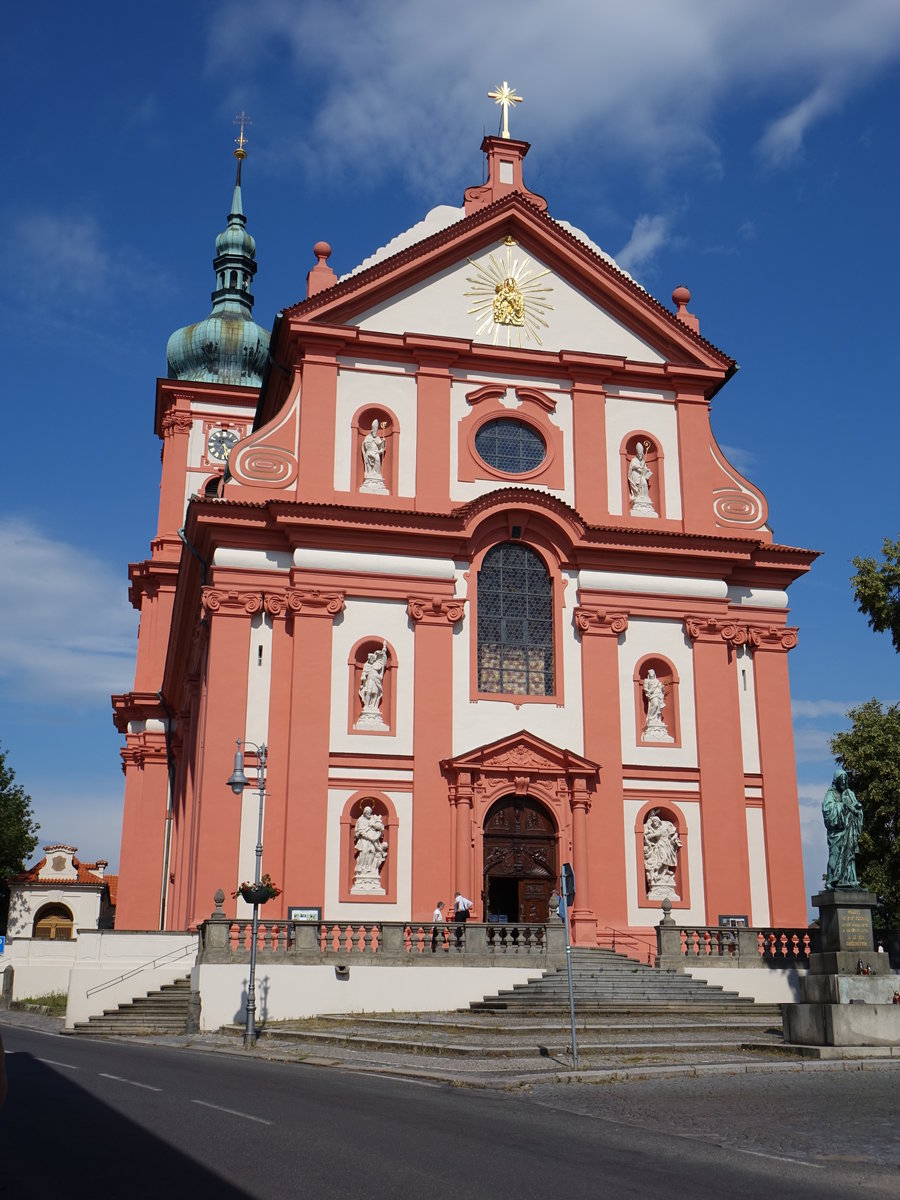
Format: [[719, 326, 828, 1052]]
[[442, 730, 599, 781]]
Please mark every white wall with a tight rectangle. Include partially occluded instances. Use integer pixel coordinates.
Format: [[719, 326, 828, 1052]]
[[684, 966, 808, 1004], [235, 611, 274, 919], [6, 886, 101, 939], [194, 962, 546, 1030], [333, 362, 418, 496], [746, 806, 771, 926], [329, 598, 415, 755], [448, 375, 575, 507], [3, 937, 79, 1000], [617, 616, 698, 768], [324, 788, 412, 920], [63, 931, 198, 1029], [735, 643, 761, 774], [604, 392, 681, 518], [624, 798, 706, 926], [354, 244, 666, 361]]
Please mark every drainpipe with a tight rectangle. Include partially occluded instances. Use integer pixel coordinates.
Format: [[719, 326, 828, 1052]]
[[157, 691, 176, 931]]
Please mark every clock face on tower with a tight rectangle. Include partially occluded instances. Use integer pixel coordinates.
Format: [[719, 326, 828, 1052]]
[[207, 427, 239, 463]]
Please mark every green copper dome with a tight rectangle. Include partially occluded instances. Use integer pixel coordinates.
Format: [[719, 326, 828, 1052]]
[[167, 163, 270, 387]]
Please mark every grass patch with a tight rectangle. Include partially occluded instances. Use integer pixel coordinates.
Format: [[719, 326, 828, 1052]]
[[21, 992, 67, 1015]]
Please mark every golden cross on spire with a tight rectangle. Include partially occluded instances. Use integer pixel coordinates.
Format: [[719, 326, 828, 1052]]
[[488, 82, 523, 139], [233, 111, 251, 160]]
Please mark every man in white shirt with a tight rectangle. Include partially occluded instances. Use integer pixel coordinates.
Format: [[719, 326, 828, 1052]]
[[453, 892, 474, 945]]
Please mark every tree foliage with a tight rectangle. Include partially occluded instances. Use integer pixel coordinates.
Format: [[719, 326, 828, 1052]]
[[851, 536, 900, 653], [830, 701, 900, 923], [0, 744, 40, 884]]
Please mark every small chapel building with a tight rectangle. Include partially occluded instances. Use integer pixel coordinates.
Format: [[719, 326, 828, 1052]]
[[112, 107, 815, 945]]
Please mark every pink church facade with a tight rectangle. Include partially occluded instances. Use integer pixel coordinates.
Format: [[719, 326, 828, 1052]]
[[113, 133, 815, 946]]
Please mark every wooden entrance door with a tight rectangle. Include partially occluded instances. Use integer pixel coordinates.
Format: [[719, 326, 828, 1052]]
[[483, 796, 557, 923]]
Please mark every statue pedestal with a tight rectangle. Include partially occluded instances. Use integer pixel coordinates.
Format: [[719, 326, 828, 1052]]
[[354, 711, 388, 731], [783, 890, 900, 1049]]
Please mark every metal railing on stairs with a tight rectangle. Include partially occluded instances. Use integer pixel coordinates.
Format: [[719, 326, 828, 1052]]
[[596, 926, 655, 964], [85, 941, 196, 998]]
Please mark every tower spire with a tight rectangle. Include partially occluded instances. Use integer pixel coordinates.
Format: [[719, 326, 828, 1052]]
[[165, 117, 270, 386]]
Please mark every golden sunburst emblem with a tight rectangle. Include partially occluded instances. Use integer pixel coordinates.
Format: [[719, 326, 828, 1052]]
[[465, 241, 554, 347]]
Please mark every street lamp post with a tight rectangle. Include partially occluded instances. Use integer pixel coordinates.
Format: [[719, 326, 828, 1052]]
[[226, 738, 267, 1048]]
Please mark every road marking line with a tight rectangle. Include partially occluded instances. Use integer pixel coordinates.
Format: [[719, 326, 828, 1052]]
[[38, 1058, 78, 1070], [734, 1147, 824, 1170], [192, 1099, 273, 1125], [353, 1071, 442, 1088], [99, 1072, 162, 1092]]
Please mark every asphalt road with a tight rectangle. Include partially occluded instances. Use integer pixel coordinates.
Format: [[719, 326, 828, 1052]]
[[1, 1019, 897, 1199]]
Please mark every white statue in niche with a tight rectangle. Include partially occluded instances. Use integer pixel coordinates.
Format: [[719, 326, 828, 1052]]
[[628, 441, 657, 517], [352, 805, 387, 893], [355, 641, 389, 731], [360, 419, 388, 494], [643, 809, 681, 900], [641, 669, 673, 743]]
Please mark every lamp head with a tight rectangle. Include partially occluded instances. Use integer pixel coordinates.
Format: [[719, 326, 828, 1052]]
[[226, 742, 249, 795]]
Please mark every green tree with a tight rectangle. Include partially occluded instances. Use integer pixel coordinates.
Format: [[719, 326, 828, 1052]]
[[830, 701, 900, 923], [0, 744, 40, 883], [851, 536, 900, 653]]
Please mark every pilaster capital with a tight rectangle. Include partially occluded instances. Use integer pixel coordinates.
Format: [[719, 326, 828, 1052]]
[[161, 410, 193, 438], [407, 596, 466, 626], [284, 588, 345, 619], [574, 606, 628, 637], [684, 615, 748, 646], [201, 588, 268, 619], [747, 624, 799, 652]]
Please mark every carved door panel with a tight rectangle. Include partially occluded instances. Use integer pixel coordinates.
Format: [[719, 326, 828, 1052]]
[[483, 795, 557, 922], [518, 879, 551, 923]]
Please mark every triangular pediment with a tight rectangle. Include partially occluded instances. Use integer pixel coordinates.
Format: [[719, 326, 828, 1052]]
[[442, 730, 599, 778], [287, 196, 732, 370]]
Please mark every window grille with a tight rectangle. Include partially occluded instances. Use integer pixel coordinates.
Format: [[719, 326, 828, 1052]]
[[477, 543, 554, 695], [474, 418, 546, 474]]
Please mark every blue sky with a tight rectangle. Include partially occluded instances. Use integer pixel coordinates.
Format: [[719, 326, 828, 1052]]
[[2, 2, 898, 912]]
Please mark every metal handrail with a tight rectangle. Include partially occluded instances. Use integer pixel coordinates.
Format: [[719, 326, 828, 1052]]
[[85, 940, 196, 997], [597, 925, 656, 964]]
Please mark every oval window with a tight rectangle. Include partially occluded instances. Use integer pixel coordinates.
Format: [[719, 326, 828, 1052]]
[[474, 419, 546, 474]]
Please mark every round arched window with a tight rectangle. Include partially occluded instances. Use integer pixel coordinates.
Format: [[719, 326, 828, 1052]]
[[474, 418, 546, 474]]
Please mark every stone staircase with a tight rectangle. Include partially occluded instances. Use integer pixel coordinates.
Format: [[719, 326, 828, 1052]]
[[469, 947, 763, 1012], [68, 976, 192, 1036], [224, 949, 787, 1080]]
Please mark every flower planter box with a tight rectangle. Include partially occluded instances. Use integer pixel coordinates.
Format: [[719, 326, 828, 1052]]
[[239, 885, 277, 906]]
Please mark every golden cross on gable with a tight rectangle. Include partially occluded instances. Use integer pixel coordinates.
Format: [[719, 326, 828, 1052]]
[[488, 82, 522, 140], [233, 111, 251, 160]]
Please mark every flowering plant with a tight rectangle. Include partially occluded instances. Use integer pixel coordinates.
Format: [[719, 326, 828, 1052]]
[[232, 873, 282, 901]]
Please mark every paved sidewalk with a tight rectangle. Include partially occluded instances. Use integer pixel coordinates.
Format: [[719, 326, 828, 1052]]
[[7, 1005, 896, 1089]]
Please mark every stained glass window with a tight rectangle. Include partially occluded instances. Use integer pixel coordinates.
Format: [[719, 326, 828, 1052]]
[[474, 418, 546, 474], [477, 543, 554, 695]]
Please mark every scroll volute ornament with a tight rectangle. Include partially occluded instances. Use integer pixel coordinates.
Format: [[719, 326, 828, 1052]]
[[407, 596, 465, 625]]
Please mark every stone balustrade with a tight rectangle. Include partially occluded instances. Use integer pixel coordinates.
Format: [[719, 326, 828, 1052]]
[[198, 916, 566, 966], [656, 924, 818, 970]]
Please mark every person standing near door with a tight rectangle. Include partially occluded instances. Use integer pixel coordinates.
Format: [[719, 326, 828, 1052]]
[[431, 900, 445, 952], [453, 892, 474, 945]]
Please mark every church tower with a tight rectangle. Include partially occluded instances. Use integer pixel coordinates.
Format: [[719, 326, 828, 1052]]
[[114, 96, 815, 944], [112, 127, 269, 930]]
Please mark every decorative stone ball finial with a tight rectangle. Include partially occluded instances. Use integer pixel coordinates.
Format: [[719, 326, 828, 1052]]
[[672, 284, 691, 309], [671, 285, 699, 333], [659, 895, 675, 926], [213, 888, 226, 919], [313, 241, 332, 265]]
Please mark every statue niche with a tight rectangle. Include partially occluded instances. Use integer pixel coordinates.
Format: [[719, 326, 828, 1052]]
[[622, 434, 661, 519], [643, 808, 682, 901], [355, 408, 395, 496], [351, 802, 388, 894]]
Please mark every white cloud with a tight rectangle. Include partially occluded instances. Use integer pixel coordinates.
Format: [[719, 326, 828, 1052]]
[[206, 1, 900, 186], [757, 83, 840, 164], [719, 444, 757, 475], [12, 212, 172, 303], [615, 215, 670, 274], [791, 699, 856, 719], [0, 518, 137, 707]]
